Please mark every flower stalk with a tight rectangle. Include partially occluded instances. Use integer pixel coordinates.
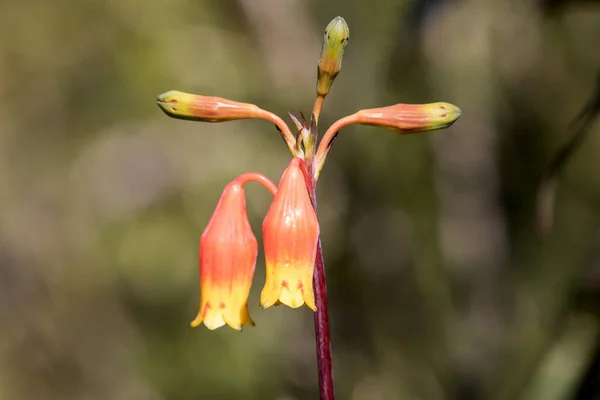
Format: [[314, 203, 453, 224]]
[[156, 15, 461, 400], [308, 175, 335, 400]]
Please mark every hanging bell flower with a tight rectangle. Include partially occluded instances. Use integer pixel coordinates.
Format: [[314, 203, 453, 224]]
[[191, 181, 258, 331], [261, 158, 319, 311]]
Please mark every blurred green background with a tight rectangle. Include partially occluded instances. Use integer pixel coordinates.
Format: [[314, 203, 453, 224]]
[[1, 0, 600, 399]]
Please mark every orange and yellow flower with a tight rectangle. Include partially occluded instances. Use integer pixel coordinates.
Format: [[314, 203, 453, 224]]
[[261, 157, 319, 311], [191, 181, 257, 330]]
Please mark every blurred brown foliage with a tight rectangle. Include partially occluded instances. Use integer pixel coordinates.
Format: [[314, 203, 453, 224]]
[[1, 0, 600, 399]]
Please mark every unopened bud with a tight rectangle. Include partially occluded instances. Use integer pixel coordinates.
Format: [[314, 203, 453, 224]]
[[354, 102, 461, 133], [317, 16, 349, 97], [157, 90, 261, 122]]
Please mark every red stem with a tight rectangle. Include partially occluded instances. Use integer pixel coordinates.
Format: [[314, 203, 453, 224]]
[[314, 114, 358, 178], [309, 177, 335, 400], [234, 172, 277, 196], [256, 109, 299, 156]]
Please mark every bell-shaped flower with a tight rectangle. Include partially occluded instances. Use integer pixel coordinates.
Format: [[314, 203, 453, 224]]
[[261, 158, 319, 311], [191, 181, 257, 330]]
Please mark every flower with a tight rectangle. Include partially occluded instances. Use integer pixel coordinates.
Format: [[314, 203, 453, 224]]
[[354, 102, 462, 133], [261, 158, 319, 311], [317, 16, 350, 97], [191, 181, 257, 330], [157, 90, 261, 122]]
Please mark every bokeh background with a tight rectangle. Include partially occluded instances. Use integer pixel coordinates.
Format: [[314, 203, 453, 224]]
[[1, 0, 600, 399]]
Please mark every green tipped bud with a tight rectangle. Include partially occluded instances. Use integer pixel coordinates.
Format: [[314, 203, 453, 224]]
[[317, 16, 349, 97], [354, 102, 462, 133], [156, 90, 261, 122]]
